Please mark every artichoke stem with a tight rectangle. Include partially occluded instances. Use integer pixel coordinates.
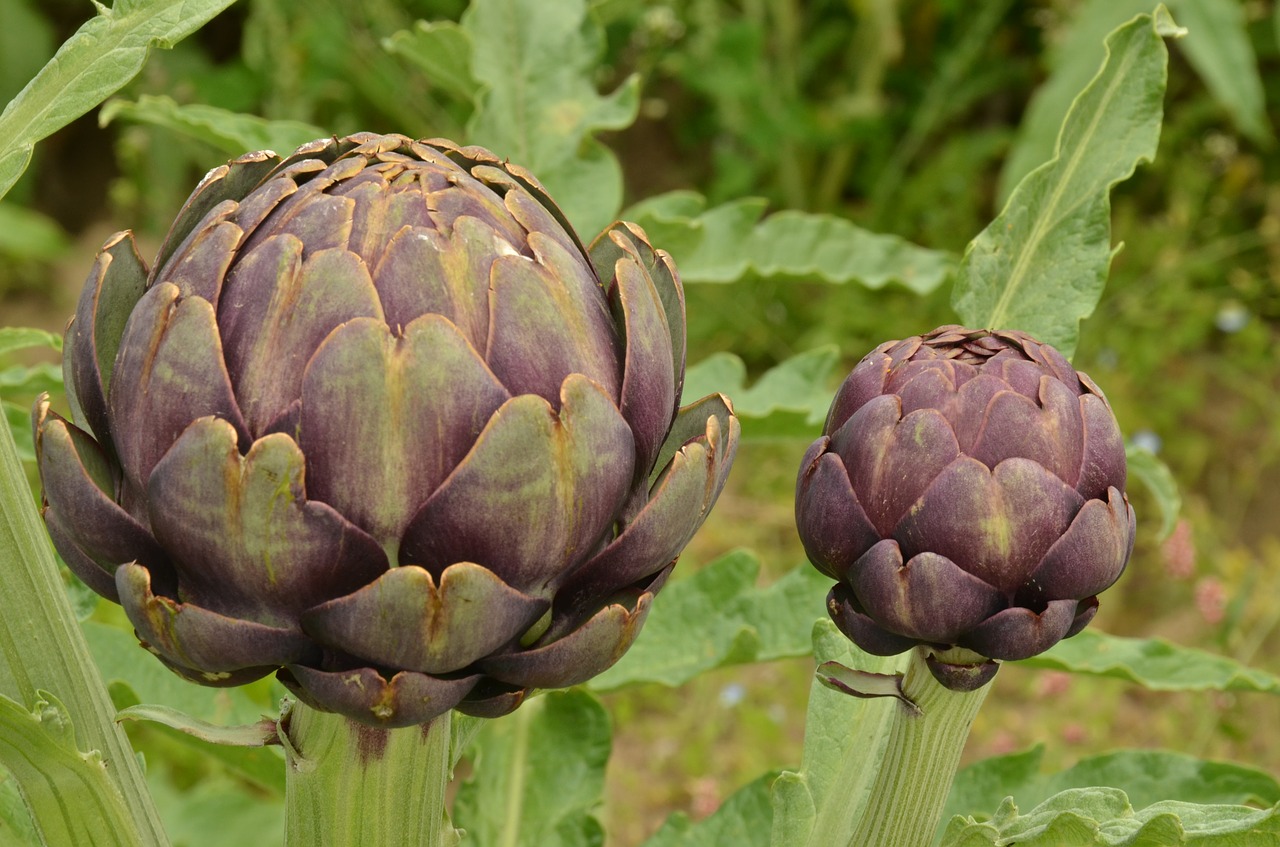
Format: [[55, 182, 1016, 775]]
[[282, 702, 457, 847], [845, 646, 992, 847]]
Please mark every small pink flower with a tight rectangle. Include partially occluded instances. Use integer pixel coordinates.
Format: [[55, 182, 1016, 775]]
[[1161, 519, 1196, 580], [1062, 723, 1088, 745], [1035, 671, 1073, 699], [1195, 577, 1227, 625], [689, 778, 721, 819]]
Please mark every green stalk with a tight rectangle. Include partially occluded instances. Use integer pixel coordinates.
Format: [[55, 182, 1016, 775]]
[[0, 418, 169, 846], [846, 647, 992, 847], [281, 701, 456, 847]]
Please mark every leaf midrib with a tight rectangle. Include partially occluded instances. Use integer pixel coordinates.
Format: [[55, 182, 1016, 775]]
[[984, 28, 1143, 331]]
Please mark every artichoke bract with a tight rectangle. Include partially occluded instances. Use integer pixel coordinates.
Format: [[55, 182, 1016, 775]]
[[34, 133, 738, 727], [796, 325, 1133, 688]]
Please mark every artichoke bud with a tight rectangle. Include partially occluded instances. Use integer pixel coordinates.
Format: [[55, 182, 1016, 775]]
[[796, 325, 1134, 689], [34, 133, 740, 727]]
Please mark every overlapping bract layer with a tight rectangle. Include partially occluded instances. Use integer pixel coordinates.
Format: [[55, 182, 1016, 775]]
[[795, 326, 1133, 681], [34, 133, 738, 726]]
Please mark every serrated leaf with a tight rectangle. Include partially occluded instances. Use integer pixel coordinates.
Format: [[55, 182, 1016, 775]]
[[1021, 629, 1280, 693], [943, 786, 1280, 846], [0, 0, 238, 200], [461, 0, 638, 240], [0, 692, 139, 847], [0, 206, 68, 261], [625, 191, 954, 294], [588, 552, 827, 691], [454, 690, 609, 847], [943, 747, 1280, 843], [384, 21, 478, 102], [0, 327, 61, 357], [99, 95, 326, 157], [1126, 444, 1181, 540], [643, 773, 776, 847], [953, 10, 1173, 358], [681, 349, 838, 441], [1001, 0, 1269, 201]]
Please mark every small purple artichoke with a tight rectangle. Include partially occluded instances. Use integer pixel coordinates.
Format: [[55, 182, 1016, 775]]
[[796, 326, 1133, 686], [33, 133, 738, 726]]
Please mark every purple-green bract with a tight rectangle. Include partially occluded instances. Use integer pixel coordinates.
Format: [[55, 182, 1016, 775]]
[[796, 326, 1133, 685], [33, 133, 738, 727]]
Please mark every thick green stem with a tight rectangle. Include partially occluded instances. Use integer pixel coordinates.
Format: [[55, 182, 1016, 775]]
[[282, 702, 456, 847], [0, 418, 169, 846], [846, 647, 993, 847]]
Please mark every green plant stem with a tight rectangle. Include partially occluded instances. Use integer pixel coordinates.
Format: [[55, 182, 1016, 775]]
[[846, 647, 992, 847], [801, 685, 896, 847], [0, 419, 169, 846], [282, 701, 456, 847]]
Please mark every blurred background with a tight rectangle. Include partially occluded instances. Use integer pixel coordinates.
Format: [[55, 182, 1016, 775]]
[[1, 1, 1278, 844]]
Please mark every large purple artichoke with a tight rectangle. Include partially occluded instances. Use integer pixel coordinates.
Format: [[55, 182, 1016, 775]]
[[33, 133, 738, 726], [796, 326, 1133, 686]]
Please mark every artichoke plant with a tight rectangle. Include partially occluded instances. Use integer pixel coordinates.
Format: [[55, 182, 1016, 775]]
[[33, 133, 738, 727], [796, 326, 1133, 687]]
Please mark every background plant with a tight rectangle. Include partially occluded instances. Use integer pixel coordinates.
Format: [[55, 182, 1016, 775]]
[[1, 0, 1279, 845]]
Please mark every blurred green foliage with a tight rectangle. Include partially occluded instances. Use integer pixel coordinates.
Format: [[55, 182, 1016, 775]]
[[1, 1, 1279, 845]]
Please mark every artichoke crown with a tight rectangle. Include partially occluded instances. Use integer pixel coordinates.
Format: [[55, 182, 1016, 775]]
[[35, 134, 738, 726], [796, 325, 1134, 681]]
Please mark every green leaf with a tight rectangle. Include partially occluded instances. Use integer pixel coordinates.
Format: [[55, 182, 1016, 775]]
[[0, 0, 55, 108], [1169, 0, 1271, 146], [116, 704, 277, 748], [0, 327, 60, 357], [83, 620, 287, 795], [953, 10, 1174, 358], [4, 402, 36, 464], [772, 621, 908, 847], [944, 747, 1280, 842], [998, 0, 1154, 202], [588, 552, 827, 691], [84, 621, 272, 725], [1001, 0, 1269, 201], [941, 787, 1280, 846], [0, 766, 38, 846], [0, 206, 69, 262], [1126, 443, 1181, 540], [0, 0, 239, 201], [454, 690, 609, 847], [0, 363, 62, 394], [461, 0, 638, 240], [0, 386, 167, 845], [1021, 629, 1280, 693], [682, 349, 838, 441], [383, 21, 478, 102], [0, 362, 62, 461], [0, 691, 140, 847], [99, 95, 326, 157], [643, 773, 776, 847], [625, 191, 954, 294]]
